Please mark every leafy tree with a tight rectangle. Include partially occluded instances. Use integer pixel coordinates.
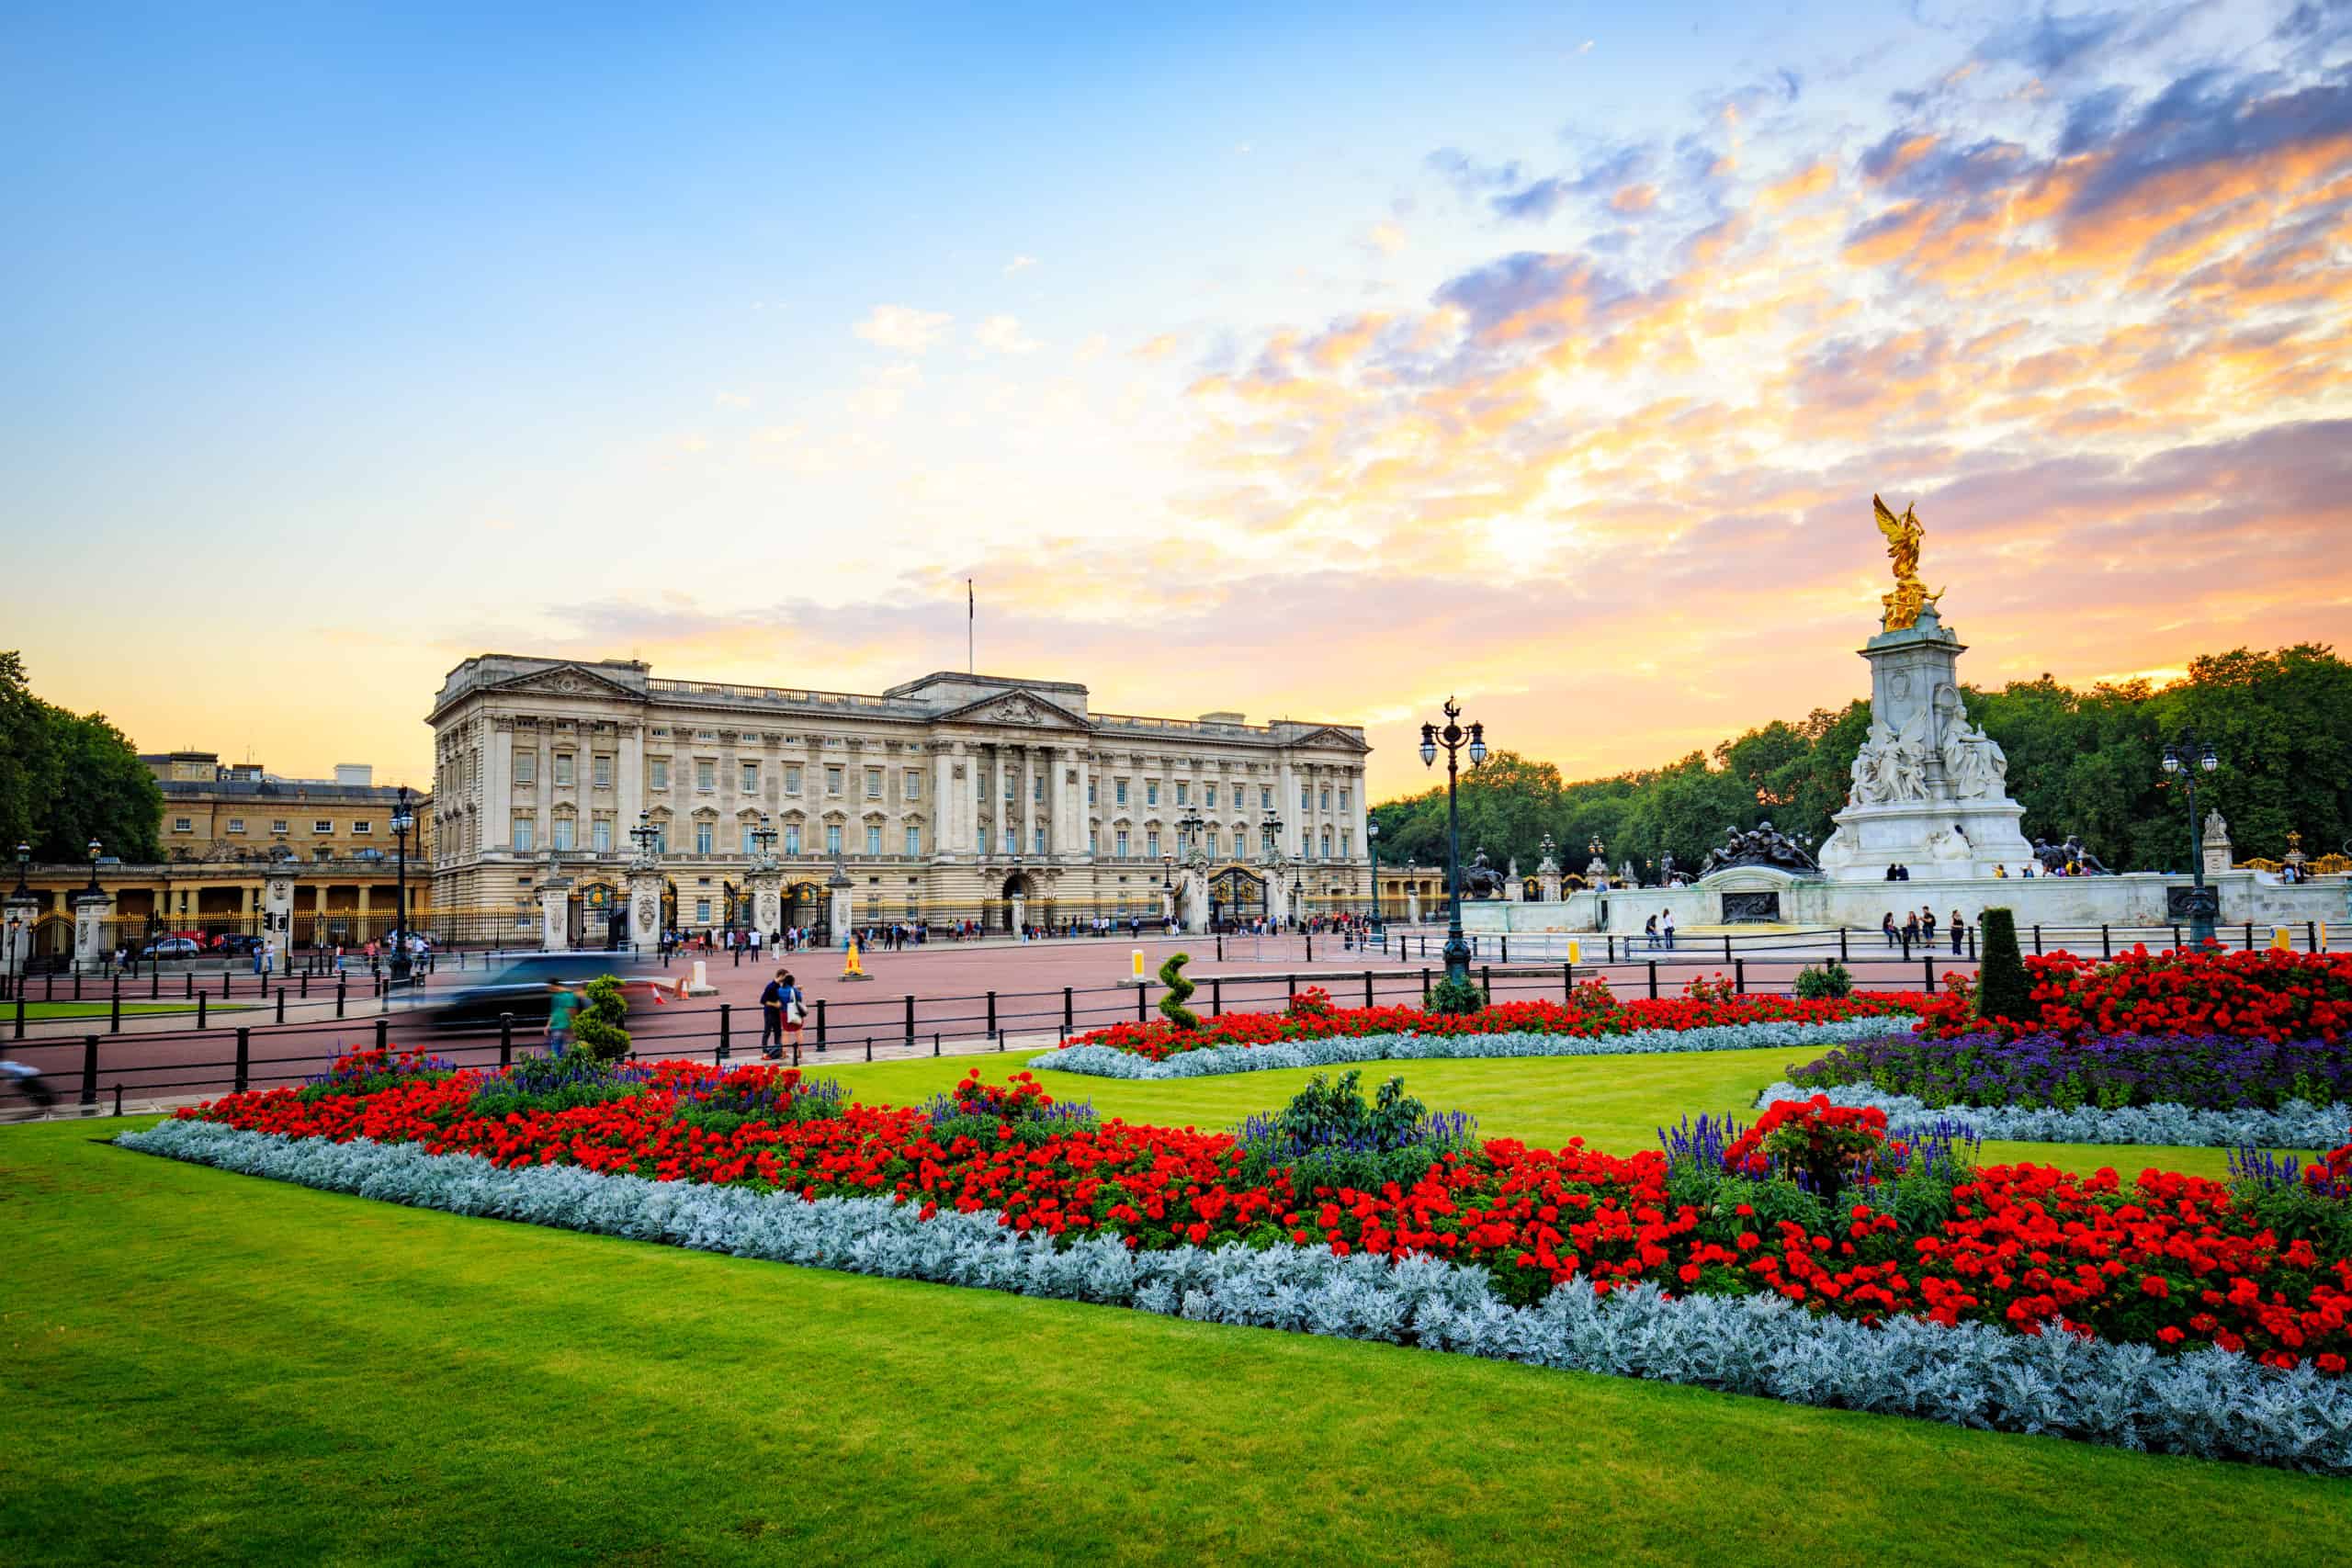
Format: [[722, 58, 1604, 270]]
[[0, 651, 163, 863]]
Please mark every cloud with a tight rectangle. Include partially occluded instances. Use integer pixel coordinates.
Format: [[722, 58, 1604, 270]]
[[973, 314, 1040, 355], [1365, 220, 1408, 255], [713, 390, 753, 409], [1134, 333, 1182, 361], [854, 304, 953, 355], [843, 363, 922, 422], [1004, 254, 1036, 275]]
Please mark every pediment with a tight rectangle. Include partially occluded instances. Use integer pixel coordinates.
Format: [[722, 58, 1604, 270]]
[[488, 663, 641, 702], [940, 690, 1091, 732], [1289, 726, 1370, 754]]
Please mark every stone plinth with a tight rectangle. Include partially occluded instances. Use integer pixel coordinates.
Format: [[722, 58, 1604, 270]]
[[73, 890, 111, 976], [626, 865, 664, 950], [537, 876, 572, 951], [4, 894, 38, 979]]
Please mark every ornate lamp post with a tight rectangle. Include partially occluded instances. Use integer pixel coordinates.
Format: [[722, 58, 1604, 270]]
[[749, 813, 778, 864], [1260, 807, 1287, 926], [2160, 732, 2221, 947], [1366, 819, 1382, 926], [628, 810, 659, 862], [10, 840, 28, 900], [390, 784, 415, 982], [85, 837, 104, 896], [1419, 696, 1487, 987]]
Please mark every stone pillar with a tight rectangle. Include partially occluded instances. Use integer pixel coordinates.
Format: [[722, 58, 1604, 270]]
[[1407, 887, 1422, 924], [3, 891, 37, 980], [625, 865, 664, 951], [1017, 748, 1034, 861], [747, 866, 782, 936], [73, 888, 111, 976], [1073, 750, 1091, 860], [828, 864, 854, 946], [1009, 894, 1026, 936], [263, 872, 296, 969], [933, 749, 954, 859], [617, 725, 643, 849], [1505, 858, 1523, 902], [488, 719, 514, 851], [1278, 761, 1299, 857], [537, 875, 571, 951]]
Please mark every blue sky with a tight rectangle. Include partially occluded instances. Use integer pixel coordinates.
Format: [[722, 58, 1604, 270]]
[[4, 1, 2346, 790]]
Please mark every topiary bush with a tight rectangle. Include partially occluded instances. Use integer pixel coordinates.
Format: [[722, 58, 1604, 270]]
[[571, 974, 635, 1064], [1974, 908, 2035, 1028], [1158, 951, 1201, 1031], [1793, 962, 1854, 1000], [1426, 973, 1487, 1015]]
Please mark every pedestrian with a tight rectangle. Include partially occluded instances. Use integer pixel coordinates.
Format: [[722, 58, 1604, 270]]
[[1, 1057, 57, 1112], [545, 982, 580, 1053], [1951, 909, 1966, 956], [1661, 909, 1676, 951], [777, 970, 805, 1054], [758, 968, 786, 1058], [1643, 913, 1658, 951], [1882, 912, 1897, 950]]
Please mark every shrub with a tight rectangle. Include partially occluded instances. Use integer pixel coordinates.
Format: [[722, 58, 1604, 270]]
[[1793, 962, 1853, 1001], [1425, 973, 1487, 1015], [1157, 952, 1201, 1031], [1236, 1070, 1477, 1196], [571, 975, 634, 1064], [1975, 908, 2034, 1027]]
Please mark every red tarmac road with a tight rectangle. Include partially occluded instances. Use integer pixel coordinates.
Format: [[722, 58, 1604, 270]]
[[5, 931, 1978, 1110]]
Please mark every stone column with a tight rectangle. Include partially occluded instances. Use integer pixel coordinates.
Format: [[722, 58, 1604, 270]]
[[747, 866, 782, 936], [1017, 748, 1034, 861], [625, 864, 664, 951], [617, 725, 643, 851], [488, 719, 514, 851], [264, 872, 296, 969], [933, 749, 954, 858], [73, 888, 111, 976], [827, 863, 854, 946], [3, 891, 38, 980], [537, 875, 571, 950], [1073, 750, 1091, 859]]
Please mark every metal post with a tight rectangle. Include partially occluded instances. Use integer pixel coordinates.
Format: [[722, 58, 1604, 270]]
[[1363, 969, 1374, 1008], [1136, 983, 1148, 1022], [2101, 923, 2111, 959], [1647, 961, 1658, 999], [986, 990, 998, 1039], [1838, 928, 1849, 964], [110, 984, 120, 1033], [336, 978, 346, 1018], [80, 1035, 97, 1107], [499, 1013, 513, 1068], [1062, 987, 1073, 1036], [198, 992, 208, 1030], [933, 1032, 941, 1057], [2244, 921, 2255, 951], [375, 1017, 388, 1053], [1420, 967, 1430, 1003], [1734, 959, 1746, 995], [1924, 956, 1935, 993], [1212, 977, 1223, 1017], [234, 1027, 250, 1093], [906, 995, 917, 1051], [1723, 934, 1733, 963], [1480, 963, 1491, 995], [12, 994, 21, 1040], [718, 1002, 731, 1063], [815, 998, 828, 1054], [2032, 925, 2042, 955], [1563, 962, 1572, 1000], [276, 987, 286, 1024]]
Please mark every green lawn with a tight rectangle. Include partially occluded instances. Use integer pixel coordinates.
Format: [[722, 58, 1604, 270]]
[[6, 1118, 2349, 1567], [6, 999, 241, 1020], [823, 1045, 2268, 1181]]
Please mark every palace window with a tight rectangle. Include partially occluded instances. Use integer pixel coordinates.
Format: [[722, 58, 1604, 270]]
[[1033, 827, 1046, 856], [352, 820, 371, 834], [904, 768, 921, 800], [650, 823, 667, 854], [1088, 780, 1097, 807], [1088, 829, 1098, 854], [905, 826, 922, 857], [695, 898, 711, 924], [785, 765, 802, 794], [1033, 775, 1045, 804], [694, 822, 714, 854], [1340, 787, 1351, 812], [978, 826, 991, 855], [1114, 780, 1128, 806], [739, 823, 756, 853], [783, 825, 800, 855], [1301, 787, 1311, 813], [552, 816, 575, 852], [866, 767, 882, 798], [650, 758, 670, 790], [514, 751, 537, 786], [1340, 829, 1352, 858], [593, 754, 614, 790], [1321, 787, 1331, 811], [1146, 781, 1159, 807], [825, 825, 842, 856], [695, 761, 716, 793], [1175, 782, 1188, 806], [513, 818, 537, 852], [826, 766, 843, 795], [1205, 784, 1217, 808], [1146, 830, 1160, 858], [741, 761, 759, 794], [174, 817, 193, 833], [271, 819, 288, 835], [1114, 829, 1129, 859], [313, 819, 333, 834], [592, 818, 612, 853], [554, 753, 575, 788], [865, 826, 882, 856], [1260, 786, 1272, 810], [226, 818, 244, 834], [1003, 773, 1015, 801]]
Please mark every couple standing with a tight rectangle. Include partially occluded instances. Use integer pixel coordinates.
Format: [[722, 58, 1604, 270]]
[[760, 970, 806, 1057]]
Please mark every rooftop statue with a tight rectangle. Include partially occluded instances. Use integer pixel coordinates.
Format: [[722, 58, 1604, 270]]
[[1872, 494, 1946, 632]]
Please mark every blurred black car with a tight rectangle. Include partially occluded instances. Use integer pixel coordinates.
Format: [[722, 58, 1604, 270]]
[[418, 953, 670, 1032]]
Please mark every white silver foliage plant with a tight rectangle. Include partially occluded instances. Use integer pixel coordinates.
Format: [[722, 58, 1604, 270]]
[[1039, 1017, 1908, 1081], [117, 1117, 2352, 1475]]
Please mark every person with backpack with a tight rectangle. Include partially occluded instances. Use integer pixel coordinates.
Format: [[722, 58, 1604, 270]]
[[775, 971, 804, 1054], [758, 968, 787, 1058]]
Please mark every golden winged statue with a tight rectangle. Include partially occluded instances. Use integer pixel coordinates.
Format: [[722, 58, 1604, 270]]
[[1871, 494, 1944, 630]]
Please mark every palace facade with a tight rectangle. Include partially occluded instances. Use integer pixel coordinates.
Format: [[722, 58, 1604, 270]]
[[428, 657, 1374, 941]]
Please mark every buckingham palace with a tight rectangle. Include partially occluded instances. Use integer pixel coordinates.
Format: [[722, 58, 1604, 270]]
[[427, 656, 1373, 943]]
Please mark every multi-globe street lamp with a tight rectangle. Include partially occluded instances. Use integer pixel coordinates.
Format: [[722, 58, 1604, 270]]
[[1418, 697, 1487, 987], [390, 784, 416, 982], [1366, 818, 1382, 927], [1260, 808, 1287, 926], [2160, 732, 2222, 948]]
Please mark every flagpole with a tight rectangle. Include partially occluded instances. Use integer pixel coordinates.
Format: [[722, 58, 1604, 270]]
[[967, 579, 974, 673]]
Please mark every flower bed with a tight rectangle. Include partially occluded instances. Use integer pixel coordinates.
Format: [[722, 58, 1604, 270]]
[[1787, 1029, 2352, 1115], [145, 1055, 2352, 1373], [121, 1111, 2352, 1475], [1917, 946, 2352, 1043], [1066, 986, 1920, 1062], [1754, 1078, 2352, 1151]]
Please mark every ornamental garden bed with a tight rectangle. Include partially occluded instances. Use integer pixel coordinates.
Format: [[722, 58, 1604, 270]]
[[120, 1045, 2352, 1474]]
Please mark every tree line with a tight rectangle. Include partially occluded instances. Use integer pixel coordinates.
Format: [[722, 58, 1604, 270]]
[[0, 651, 164, 865], [1370, 645, 2352, 885]]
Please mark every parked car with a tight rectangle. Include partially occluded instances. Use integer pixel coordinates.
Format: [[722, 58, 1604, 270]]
[[214, 934, 266, 956], [416, 953, 669, 1032], [141, 937, 201, 959]]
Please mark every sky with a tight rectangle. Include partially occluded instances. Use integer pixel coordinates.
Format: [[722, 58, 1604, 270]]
[[4, 0, 2348, 799]]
